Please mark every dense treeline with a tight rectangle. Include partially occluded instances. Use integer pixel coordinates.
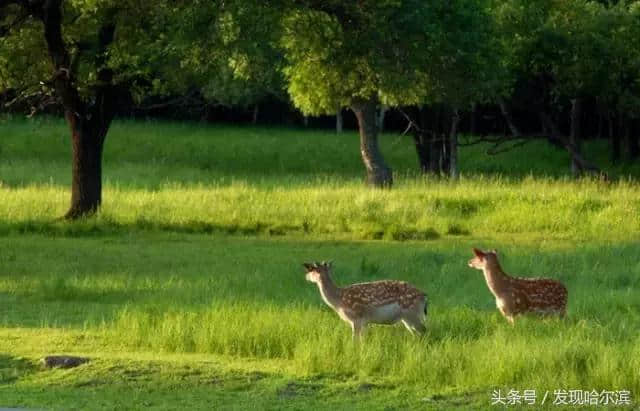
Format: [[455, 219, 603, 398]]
[[1, 0, 639, 216]]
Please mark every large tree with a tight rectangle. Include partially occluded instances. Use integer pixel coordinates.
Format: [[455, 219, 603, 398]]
[[280, 0, 495, 187], [0, 0, 176, 218]]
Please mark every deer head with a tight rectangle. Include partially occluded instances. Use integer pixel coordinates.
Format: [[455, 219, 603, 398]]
[[303, 261, 332, 284], [468, 248, 499, 270]]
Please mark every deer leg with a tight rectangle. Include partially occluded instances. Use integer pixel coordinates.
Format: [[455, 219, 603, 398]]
[[351, 321, 365, 342], [498, 306, 515, 325], [401, 314, 426, 336]]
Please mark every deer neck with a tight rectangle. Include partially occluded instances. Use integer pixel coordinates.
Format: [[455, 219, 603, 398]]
[[316, 273, 342, 310], [482, 262, 511, 297]]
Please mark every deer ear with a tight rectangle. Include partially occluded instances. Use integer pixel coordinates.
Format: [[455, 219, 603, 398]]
[[473, 248, 485, 258], [491, 249, 498, 255]]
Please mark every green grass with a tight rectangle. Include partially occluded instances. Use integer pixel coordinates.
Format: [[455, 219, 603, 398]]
[[0, 115, 639, 409]]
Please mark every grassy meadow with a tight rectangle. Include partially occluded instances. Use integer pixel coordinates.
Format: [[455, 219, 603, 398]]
[[0, 115, 639, 410]]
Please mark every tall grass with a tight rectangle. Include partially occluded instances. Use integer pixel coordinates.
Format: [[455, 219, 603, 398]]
[[107, 303, 640, 392], [2, 116, 639, 241], [1, 178, 639, 241], [1, 234, 639, 394]]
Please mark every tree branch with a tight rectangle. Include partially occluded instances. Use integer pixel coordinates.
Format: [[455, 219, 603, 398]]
[[90, 18, 118, 144], [39, 0, 84, 118]]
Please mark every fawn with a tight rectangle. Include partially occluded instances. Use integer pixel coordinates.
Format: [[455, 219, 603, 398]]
[[304, 261, 428, 340], [468, 248, 568, 324]]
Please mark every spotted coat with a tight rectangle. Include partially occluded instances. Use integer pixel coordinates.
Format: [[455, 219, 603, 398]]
[[340, 280, 425, 315]]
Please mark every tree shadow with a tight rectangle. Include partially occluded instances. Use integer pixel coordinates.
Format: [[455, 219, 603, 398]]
[[0, 354, 38, 385]]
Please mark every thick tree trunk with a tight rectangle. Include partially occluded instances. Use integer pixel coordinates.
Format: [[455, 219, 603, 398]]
[[351, 98, 392, 187], [569, 98, 583, 176], [38, 0, 117, 219], [336, 107, 343, 133], [410, 105, 453, 175], [64, 113, 106, 219], [449, 109, 460, 179], [413, 106, 430, 173]]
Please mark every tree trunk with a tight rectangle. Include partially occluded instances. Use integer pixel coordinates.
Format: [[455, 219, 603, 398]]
[[351, 98, 392, 187], [428, 106, 443, 174], [64, 113, 106, 219], [39, 0, 117, 219], [413, 132, 430, 173], [377, 105, 388, 133], [336, 107, 343, 133], [541, 111, 604, 177], [449, 109, 460, 179], [499, 98, 521, 136], [569, 98, 583, 176], [252, 104, 259, 124], [469, 103, 477, 136], [412, 106, 430, 173]]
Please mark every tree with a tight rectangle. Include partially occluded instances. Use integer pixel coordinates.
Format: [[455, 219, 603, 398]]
[[404, 1, 500, 177], [0, 0, 184, 218], [492, 0, 640, 175], [280, 0, 496, 187]]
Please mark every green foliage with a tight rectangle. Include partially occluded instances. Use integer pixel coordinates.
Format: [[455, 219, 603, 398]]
[[494, 0, 640, 114], [280, 0, 499, 114], [0, 1, 159, 103], [0, 19, 49, 93], [171, 0, 285, 107]]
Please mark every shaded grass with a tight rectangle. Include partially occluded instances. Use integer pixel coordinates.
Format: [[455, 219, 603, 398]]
[[0, 345, 483, 410], [1, 116, 640, 188]]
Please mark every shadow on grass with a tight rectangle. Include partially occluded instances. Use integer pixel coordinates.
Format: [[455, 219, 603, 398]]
[[0, 354, 38, 384], [0, 218, 447, 241]]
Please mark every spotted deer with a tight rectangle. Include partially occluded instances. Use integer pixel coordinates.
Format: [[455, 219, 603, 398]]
[[304, 261, 428, 340], [468, 248, 568, 324]]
